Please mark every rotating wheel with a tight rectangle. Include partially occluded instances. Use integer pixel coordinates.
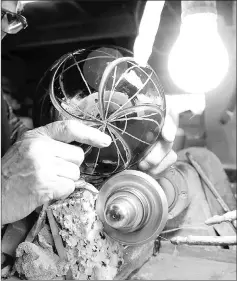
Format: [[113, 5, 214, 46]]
[[96, 170, 168, 245]]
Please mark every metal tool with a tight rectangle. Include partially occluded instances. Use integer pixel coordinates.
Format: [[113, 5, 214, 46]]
[[96, 170, 168, 245], [186, 152, 236, 229], [186, 152, 231, 212], [170, 235, 237, 246], [205, 210, 237, 226], [170, 210, 237, 247]]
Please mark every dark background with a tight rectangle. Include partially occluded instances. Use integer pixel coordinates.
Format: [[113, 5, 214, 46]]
[[1, 0, 234, 118]]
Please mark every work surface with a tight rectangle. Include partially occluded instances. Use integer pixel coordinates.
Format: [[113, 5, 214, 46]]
[[130, 243, 236, 280]]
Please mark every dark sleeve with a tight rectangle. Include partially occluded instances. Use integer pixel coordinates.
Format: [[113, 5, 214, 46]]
[[1, 92, 29, 156], [1, 93, 11, 156]]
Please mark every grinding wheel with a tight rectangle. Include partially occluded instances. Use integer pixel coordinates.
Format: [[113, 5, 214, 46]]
[[96, 170, 168, 245]]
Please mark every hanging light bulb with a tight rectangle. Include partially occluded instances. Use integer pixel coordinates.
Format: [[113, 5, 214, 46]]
[[168, 1, 229, 94]]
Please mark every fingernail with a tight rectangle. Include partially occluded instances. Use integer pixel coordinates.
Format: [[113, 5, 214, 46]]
[[102, 134, 112, 147], [139, 161, 150, 171]]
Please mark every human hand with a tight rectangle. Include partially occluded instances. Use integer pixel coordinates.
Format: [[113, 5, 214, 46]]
[[138, 114, 177, 177], [1, 120, 111, 225]]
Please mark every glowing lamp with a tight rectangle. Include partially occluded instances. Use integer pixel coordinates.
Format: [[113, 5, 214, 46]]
[[168, 1, 229, 94]]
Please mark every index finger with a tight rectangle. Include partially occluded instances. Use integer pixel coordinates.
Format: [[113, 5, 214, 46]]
[[37, 120, 112, 148]]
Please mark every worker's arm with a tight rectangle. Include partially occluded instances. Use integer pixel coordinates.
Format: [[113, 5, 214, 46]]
[[1, 120, 111, 225]]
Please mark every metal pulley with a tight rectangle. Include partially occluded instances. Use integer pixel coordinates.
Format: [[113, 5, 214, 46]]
[[96, 170, 168, 245], [156, 162, 191, 220]]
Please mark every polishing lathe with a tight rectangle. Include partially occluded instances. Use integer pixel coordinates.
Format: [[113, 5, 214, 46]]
[[33, 44, 191, 246], [96, 164, 191, 246]]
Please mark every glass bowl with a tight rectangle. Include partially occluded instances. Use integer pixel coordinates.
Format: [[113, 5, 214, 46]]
[[34, 45, 166, 179]]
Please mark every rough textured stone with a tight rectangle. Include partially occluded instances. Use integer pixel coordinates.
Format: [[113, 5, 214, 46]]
[[50, 189, 124, 280], [14, 189, 124, 280], [14, 242, 59, 280]]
